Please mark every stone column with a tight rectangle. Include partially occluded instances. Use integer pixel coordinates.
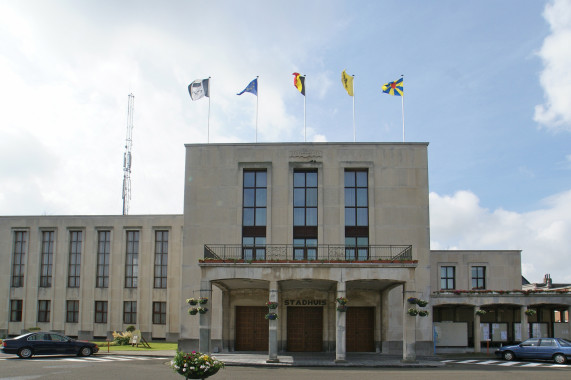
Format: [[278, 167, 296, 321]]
[[198, 280, 212, 353], [474, 307, 481, 353], [402, 282, 416, 362], [267, 281, 279, 363], [520, 306, 529, 341], [335, 281, 347, 363]]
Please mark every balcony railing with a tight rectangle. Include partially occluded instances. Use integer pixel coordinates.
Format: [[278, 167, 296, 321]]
[[203, 244, 412, 262]]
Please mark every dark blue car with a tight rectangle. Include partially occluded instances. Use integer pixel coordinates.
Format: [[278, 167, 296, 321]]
[[1, 332, 99, 359], [495, 337, 571, 364]]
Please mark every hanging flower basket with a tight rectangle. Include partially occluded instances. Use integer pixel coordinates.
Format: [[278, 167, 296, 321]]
[[525, 309, 537, 316], [336, 297, 348, 305], [407, 308, 419, 316], [418, 310, 429, 317], [265, 313, 279, 320], [407, 297, 418, 305], [475, 309, 487, 316], [186, 298, 198, 306], [266, 301, 278, 309], [188, 308, 198, 315], [197, 307, 208, 314], [198, 297, 208, 305], [337, 305, 347, 312], [170, 350, 224, 379], [416, 299, 428, 307]]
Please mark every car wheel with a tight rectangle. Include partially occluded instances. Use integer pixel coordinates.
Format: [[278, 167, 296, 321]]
[[79, 346, 92, 357], [503, 351, 515, 361], [18, 347, 33, 359], [553, 353, 566, 364]]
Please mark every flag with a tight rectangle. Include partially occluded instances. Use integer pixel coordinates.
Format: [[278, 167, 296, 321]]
[[292, 72, 305, 95], [237, 78, 258, 96], [341, 70, 354, 96], [188, 78, 210, 100], [382, 77, 403, 96]]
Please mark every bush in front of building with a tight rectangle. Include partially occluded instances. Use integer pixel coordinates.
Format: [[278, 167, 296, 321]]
[[112, 330, 133, 345]]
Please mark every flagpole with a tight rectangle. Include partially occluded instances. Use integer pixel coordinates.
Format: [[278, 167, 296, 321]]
[[256, 76, 259, 143], [304, 75, 307, 142], [352, 75, 356, 142], [208, 76, 211, 144], [401, 75, 405, 142]]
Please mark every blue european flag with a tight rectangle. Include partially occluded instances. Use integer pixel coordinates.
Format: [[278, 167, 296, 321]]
[[237, 78, 258, 96]]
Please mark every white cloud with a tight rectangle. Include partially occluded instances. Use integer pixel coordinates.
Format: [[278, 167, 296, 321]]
[[430, 189, 571, 283], [534, 0, 571, 130]]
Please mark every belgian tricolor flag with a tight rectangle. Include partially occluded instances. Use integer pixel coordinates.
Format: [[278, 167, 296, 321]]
[[292, 72, 305, 96]]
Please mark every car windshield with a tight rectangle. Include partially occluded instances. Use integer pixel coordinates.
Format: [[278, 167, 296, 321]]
[[559, 338, 571, 347]]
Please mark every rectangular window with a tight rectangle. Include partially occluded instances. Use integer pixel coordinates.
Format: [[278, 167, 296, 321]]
[[123, 301, 137, 324], [293, 170, 318, 260], [96, 231, 111, 288], [472, 266, 486, 289], [10, 299, 23, 322], [66, 300, 79, 323], [68, 231, 82, 288], [440, 266, 456, 290], [11, 231, 27, 288], [125, 231, 139, 288], [94, 301, 107, 323], [154, 230, 168, 288], [38, 300, 50, 323], [242, 170, 267, 260], [39, 231, 54, 288], [152, 301, 167, 325], [344, 169, 369, 260]]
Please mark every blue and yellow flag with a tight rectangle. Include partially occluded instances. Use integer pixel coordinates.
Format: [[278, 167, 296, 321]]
[[237, 78, 258, 96], [382, 77, 403, 96]]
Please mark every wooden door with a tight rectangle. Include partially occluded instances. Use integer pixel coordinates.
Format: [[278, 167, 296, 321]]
[[287, 307, 323, 352], [346, 307, 375, 352], [235, 306, 268, 351]]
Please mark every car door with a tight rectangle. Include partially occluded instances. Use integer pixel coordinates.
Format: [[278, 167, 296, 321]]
[[537, 338, 557, 359], [516, 338, 540, 359], [50, 333, 74, 354], [29, 333, 52, 354]]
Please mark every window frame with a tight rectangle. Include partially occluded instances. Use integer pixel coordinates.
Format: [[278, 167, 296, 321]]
[[10, 299, 23, 322], [37, 300, 51, 323], [152, 301, 167, 325], [66, 300, 79, 323], [153, 230, 169, 289], [440, 266, 456, 290], [11, 231, 27, 288], [67, 230, 82, 288], [39, 231, 55, 288], [96, 230, 111, 288], [123, 301, 137, 324], [94, 301, 108, 324], [242, 170, 267, 260], [124, 231, 139, 288], [471, 266, 486, 290]]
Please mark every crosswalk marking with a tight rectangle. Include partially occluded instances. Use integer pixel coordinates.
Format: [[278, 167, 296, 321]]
[[0, 355, 169, 363], [444, 359, 570, 369]]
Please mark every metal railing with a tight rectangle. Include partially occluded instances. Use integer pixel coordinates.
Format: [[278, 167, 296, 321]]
[[203, 244, 412, 262]]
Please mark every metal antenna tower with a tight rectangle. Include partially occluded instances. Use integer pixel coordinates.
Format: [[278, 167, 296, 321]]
[[122, 93, 135, 215]]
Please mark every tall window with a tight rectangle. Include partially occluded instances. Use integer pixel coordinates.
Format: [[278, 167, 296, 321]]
[[242, 170, 267, 260], [153, 301, 167, 325], [125, 231, 139, 288], [10, 300, 23, 322], [11, 231, 27, 287], [344, 169, 369, 260], [96, 231, 110, 288], [39, 231, 54, 288], [68, 231, 82, 288], [38, 300, 50, 323], [154, 230, 168, 288], [293, 170, 318, 260], [66, 300, 79, 323], [440, 266, 456, 290], [123, 301, 137, 324], [472, 266, 486, 289], [94, 301, 107, 323]]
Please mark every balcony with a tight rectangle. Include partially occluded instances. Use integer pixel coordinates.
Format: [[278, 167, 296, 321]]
[[203, 244, 413, 263]]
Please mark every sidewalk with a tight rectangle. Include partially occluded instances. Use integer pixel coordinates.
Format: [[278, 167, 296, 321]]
[[106, 350, 446, 368]]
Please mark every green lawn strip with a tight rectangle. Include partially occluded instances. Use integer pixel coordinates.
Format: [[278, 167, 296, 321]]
[[91, 341, 177, 351]]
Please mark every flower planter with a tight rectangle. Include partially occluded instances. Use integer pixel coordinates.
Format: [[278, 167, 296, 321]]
[[475, 310, 487, 316], [188, 308, 198, 315], [265, 313, 279, 320], [266, 301, 278, 309], [198, 297, 208, 305], [407, 308, 419, 316], [197, 307, 208, 314], [418, 310, 429, 317], [170, 351, 224, 379], [525, 309, 536, 316], [336, 305, 347, 312], [416, 299, 428, 307], [186, 298, 198, 306], [336, 297, 348, 305], [407, 297, 418, 305]]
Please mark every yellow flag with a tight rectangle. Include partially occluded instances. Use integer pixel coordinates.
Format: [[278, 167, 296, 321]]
[[341, 70, 354, 96]]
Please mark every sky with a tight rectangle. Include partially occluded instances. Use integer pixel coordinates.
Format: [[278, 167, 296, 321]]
[[1, 0, 570, 283]]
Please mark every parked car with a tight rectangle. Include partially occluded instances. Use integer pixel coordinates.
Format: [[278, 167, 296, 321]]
[[1, 332, 99, 359], [495, 337, 571, 364]]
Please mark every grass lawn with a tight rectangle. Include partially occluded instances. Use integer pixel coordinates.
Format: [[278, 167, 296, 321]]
[[92, 341, 178, 351]]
